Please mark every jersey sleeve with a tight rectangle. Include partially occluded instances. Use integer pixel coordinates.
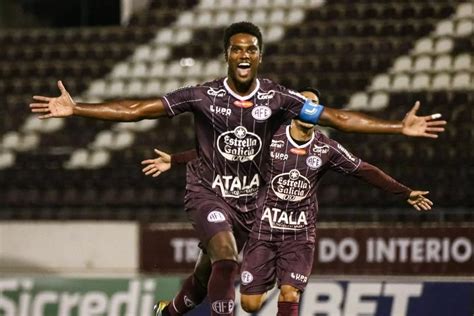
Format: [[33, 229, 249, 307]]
[[171, 149, 198, 165], [160, 86, 200, 118], [325, 137, 362, 174], [277, 85, 325, 124]]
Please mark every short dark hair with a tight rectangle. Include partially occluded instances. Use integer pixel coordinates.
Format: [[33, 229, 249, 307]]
[[298, 87, 321, 99], [223, 21, 263, 53]]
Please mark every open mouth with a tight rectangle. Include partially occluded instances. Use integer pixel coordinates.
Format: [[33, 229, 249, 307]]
[[237, 62, 251, 77]]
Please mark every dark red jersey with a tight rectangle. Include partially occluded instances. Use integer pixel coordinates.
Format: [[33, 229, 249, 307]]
[[161, 77, 322, 213]]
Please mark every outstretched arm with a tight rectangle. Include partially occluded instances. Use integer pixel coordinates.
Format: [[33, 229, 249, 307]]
[[319, 101, 446, 138], [353, 162, 432, 211], [30, 81, 167, 121]]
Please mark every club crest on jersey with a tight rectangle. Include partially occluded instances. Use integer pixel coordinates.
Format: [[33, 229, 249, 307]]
[[251, 105, 272, 121], [257, 90, 275, 100], [207, 87, 227, 97], [217, 126, 262, 162], [312, 144, 329, 155], [207, 211, 226, 223], [306, 155, 322, 169], [271, 169, 310, 202], [233, 100, 254, 108], [241, 271, 254, 285]]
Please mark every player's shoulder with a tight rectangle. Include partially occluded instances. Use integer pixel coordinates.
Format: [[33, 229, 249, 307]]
[[259, 78, 306, 101]]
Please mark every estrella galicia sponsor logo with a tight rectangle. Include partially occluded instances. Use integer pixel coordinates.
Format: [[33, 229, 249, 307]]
[[261, 206, 308, 230], [306, 155, 322, 169], [211, 300, 235, 314], [337, 143, 356, 162], [290, 272, 308, 283], [257, 90, 275, 100], [217, 126, 262, 162], [241, 271, 254, 285], [312, 144, 329, 155], [251, 105, 272, 121], [271, 169, 310, 201], [212, 174, 260, 198], [207, 87, 227, 97], [207, 211, 226, 223]]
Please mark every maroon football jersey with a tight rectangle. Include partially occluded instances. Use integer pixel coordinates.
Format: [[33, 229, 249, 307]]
[[252, 125, 362, 242], [161, 77, 320, 213]]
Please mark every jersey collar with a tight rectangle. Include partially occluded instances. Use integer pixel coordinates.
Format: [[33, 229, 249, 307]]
[[223, 78, 260, 101], [286, 125, 315, 148]]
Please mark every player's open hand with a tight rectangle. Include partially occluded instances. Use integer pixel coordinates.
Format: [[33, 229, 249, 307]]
[[407, 190, 433, 211], [141, 149, 171, 177], [401, 101, 447, 138], [30, 80, 75, 119]]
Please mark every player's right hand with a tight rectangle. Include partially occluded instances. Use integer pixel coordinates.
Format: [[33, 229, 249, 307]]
[[30, 80, 75, 119], [141, 149, 172, 177], [407, 190, 433, 211]]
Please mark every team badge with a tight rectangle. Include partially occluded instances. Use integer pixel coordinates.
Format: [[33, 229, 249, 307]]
[[251, 105, 271, 121], [306, 155, 322, 169]]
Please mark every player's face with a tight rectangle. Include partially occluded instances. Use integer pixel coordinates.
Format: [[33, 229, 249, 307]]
[[226, 33, 262, 87], [294, 91, 320, 129]]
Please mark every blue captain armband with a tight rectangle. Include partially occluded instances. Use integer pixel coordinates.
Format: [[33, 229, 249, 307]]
[[297, 99, 324, 124]]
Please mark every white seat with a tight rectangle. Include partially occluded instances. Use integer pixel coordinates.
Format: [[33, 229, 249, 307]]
[[130, 62, 148, 78], [88, 149, 110, 169], [64, 149, 89, 169], [174, 28, 192, 45], [453, 53, 472, 71], [370, 74, 390, 91], [113, 131, 135, 150], [287, 9, 304, 24], [186, 60, 204, 78], [253, 0, 271, 8], [413, 55, 432, 72], [110, 62, 130, 78], [149, 62, 167, 77], [126, 80, 144, 97], [0, 151, 14, 169], [435, 37, 453, 54], [233, 10, 249, 22], [132, 45, 152, 61], [455, 18, 474, 37], [412, 73, 430, 90], [215, 11, 231, 26], [167, 61, 185, 78], [413, 38, 433, 55], [176, 12, 194, 27], [91, 130, 114, 149], [369, 92, 389, 110], [143, 79, 161, 97], [163, 79, 182, 93], [391, 56, 412, 73], [151, 46, 170, 61], [198, 0, 216, 9], [1, 132, 20, 150], [435, 20, 454, 36], [237, 0, 253, 7], [196, 11, 213, 27], [433, 54, 452, 71], [452, 72, 472, 89], [87, 80, 107, 97], [391, 74, 410, 91], [107, 80, 126, 98], [347, 92, 369, 110], [269, 9, 286, 24], [154, 29, 174, 44], [204, 60, 225, 77], [456, 2, 474, 18], [431, 72, 451, 90], [249, 9, 268, 25], [266, 25, 284, 42]]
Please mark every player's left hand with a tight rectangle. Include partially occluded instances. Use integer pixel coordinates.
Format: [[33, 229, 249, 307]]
[[401, 101, 446, 138], [141, 149, 171, 177], [407, 190, 433, 211]]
